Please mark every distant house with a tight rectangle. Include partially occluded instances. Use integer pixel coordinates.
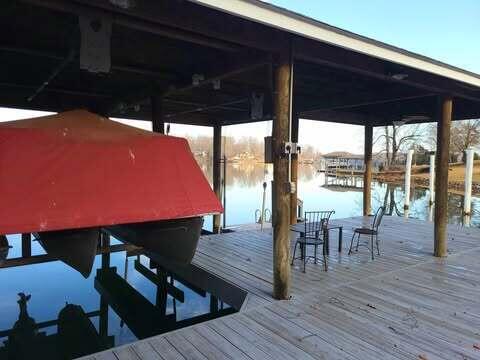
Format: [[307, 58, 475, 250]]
[[192, 150, 208, 158], [321, 152, 382, 172]]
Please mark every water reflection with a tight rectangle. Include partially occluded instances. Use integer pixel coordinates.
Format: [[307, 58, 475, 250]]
[[370, 180, 478, 226], [0, 236, 242, 359], [205, 162, 480, 228]]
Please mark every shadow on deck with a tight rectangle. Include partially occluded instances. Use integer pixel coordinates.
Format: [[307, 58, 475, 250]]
[[83, 216, 480, 360]]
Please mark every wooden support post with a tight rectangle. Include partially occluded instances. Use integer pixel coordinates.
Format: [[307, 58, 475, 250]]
[[464, 148, 474, 216], [290, 112, 299, 225], [404, 149, 414, 210], [272, 48, 292, 300], [151, 95, 165, 134], [21, 233, 31, 258], [429, 154, 435, 206], [213, 125, 222, 233], [363, 124, 373, 216], [434, 96, 452, 257], [101, 233, 111, 269]]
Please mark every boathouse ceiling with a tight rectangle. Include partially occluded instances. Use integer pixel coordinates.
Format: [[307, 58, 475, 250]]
[[1, 0, 480, 127]]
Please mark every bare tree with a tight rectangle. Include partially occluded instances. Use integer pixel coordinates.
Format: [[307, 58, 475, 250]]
[[451, 119, 480, 160], [374, 123, 425, 169], [427, 119, 480, 161]]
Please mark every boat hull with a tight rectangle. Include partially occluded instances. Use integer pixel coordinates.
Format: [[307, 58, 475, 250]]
[[37, 228, 100, 278], [106, 217, 203, 264]]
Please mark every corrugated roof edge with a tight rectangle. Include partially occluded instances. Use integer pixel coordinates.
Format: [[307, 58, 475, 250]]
[[191, 0, 480, 88]]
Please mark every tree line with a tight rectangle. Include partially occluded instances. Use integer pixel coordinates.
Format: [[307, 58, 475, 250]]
[[375, 119, 480, 169], [184, 135, 321, 161], [183, 118, 479, 166]]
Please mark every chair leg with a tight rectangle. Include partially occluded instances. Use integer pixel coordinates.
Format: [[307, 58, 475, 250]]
[[303, 244, 306, 273], [376, 234, 380, 255], [291, 242, 298, 265], [314, 244, 318, 264], [370, 234, 374, 260], [323, 239, 328, 271], [348, 232, 356, 255], [356, 234, 361, 251]]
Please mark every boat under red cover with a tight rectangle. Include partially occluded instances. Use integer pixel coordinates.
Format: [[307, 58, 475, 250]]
[[0, 110, 222, 267]]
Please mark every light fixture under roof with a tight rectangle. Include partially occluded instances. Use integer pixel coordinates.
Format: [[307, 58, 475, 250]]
[[393, 115, 430, 127], [109, 0, 136, 9], [391, 73, 409, 81], [403, 115, 430, 122]]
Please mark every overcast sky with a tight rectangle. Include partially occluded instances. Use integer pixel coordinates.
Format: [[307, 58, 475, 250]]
[[1, 0, 478, 154]]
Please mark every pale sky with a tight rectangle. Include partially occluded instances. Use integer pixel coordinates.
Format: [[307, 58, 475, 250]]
[[1, 0, 478, 154]]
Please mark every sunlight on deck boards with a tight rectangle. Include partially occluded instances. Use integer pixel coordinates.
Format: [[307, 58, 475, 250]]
[[81, 216, 480, 360]]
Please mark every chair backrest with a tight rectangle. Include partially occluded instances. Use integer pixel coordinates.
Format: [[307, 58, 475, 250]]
[[304, 211, 335, 235], [372, 206, 386, 231]]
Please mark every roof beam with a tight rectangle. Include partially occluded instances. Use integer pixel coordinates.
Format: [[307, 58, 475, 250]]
[[164, 98, 247, 120], [0, 45, 180, 80], [300, 109, 381, 126], [295, 37, 480, 103], [72, 0, 285, 51], [108, 55, 270, 117], [194, 0, 480, 88], [165, 58, 270, 96], [21, 0, 244, 52], [301, 93, 435, 113]]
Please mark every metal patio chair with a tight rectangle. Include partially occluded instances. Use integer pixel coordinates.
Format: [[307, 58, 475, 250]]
[[291, 210, 334, 272], [348, 206, 386, 260]]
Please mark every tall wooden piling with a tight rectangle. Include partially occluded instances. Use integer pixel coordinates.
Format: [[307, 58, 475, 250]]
[[363, 124, 373, 216], [21, 233, 31, 258], [272, 48, 292, 300], [429, 154, 435, 206], [213, 125, 222, 233], [151, 95, 165, 134], [434, 96, 452, 257], [404, 149, 414, 210], [464, 148, 474, 216], [290, 112, 299, 225]]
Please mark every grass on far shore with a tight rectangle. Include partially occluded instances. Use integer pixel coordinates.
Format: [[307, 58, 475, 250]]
[[413, 160, 480, 182]]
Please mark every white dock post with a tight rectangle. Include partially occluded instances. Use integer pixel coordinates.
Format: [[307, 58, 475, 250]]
[[464, 148, 474, 216], [404, 149, 414, 210], [429, 154, 435, 206]]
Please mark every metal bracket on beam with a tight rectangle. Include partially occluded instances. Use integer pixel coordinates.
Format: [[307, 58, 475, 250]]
[[286, 181, 296, 194], [283, 142, 301, 155]]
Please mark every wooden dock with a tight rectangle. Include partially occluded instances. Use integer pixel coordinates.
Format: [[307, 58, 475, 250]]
[[82, 216, 480, 360]]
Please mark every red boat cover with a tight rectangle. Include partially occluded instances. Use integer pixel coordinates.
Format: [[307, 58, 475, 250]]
[[0, 110, 222, 235]]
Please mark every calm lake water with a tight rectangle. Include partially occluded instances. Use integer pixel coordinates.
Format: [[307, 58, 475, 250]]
[[0, 236, 238, 359], [205, 163, 480, 229]]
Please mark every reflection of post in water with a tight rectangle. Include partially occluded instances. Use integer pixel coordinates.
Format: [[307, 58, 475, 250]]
[[156, 268, 168, 315], [57, 303, 112, 358], [0, 235, 12, 265], [21, 234, 31, 258], [8, 293, 39, 354], [99, 232, 110, 341], [379, 183, 401, 216], [1, 293, 51, 359], [1, 293, 108, 359]]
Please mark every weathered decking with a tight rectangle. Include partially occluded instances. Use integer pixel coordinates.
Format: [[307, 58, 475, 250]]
[[82, 216, 480, 360]]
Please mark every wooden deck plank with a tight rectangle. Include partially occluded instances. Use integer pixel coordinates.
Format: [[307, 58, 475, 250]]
[[79, 216, 480, 360]]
